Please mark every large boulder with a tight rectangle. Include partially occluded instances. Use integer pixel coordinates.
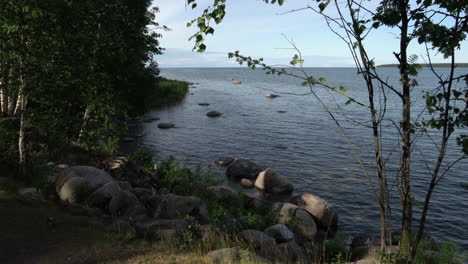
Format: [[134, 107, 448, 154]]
[[226, 159, 261, 180], [57, 177, 92, 203], [242, 193, 274, 214], [238, 230, 276, 256], [55, 166, 113, 203], [109, 190, 147, 219], [157, 194, 210, 224], [290, 192, 338, 231], [255, 168, 293, 195], [87, 182, 121, 209], [274, 202, 318, 241], [206, 186, 239, 204], [264, 224, 294, 243], [276, 241, 307, 263]]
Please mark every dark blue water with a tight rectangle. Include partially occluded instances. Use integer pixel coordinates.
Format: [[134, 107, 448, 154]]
[[134, 67, 467, 248]]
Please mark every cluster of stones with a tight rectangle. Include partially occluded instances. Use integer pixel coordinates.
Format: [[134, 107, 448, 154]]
[[210, 158, 340, 263], [45, 156, 387, 263]]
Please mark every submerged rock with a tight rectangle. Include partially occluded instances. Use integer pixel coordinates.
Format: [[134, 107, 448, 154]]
[[157, 123, 174, 129], [206, 111, 223, 117], [143, 117, 160, 123], [215, 157, 234, 167]]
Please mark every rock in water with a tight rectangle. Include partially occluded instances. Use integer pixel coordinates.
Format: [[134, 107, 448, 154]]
[[157, 123, 174, 129], [215, 157, 234, 166], [226, 159, 261, 180], [240, 178, 255, 189], [289, 192, 338, 231], [206, 111, 223, 117], [255, 168, 293, 195]]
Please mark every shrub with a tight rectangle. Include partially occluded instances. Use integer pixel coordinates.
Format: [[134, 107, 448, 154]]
[[129, 147, 155, 173], [156, 157, 218, 197]]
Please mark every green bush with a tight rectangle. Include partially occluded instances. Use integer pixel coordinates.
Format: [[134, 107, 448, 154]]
[[243, 211, 278, 231], [156, 157, 218, 197], [129, 147, 155, 172], [434, 241, 467, 264]]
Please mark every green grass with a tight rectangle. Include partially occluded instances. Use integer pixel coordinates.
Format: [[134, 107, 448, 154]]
[[146, 77, 189, 109]]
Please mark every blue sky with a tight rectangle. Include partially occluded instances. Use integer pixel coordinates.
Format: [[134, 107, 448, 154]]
[[154, 0, 468, 68]]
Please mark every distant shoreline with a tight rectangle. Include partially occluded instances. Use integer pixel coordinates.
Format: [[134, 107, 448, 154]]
[[378, 63, 468, 68]]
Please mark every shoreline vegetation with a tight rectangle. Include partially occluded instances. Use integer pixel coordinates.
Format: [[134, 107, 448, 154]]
[[377, 63, 468, 68]]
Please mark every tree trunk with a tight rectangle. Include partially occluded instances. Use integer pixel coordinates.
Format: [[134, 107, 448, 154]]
[[78, 105, 91, 142], [398, 0, 413, 259]]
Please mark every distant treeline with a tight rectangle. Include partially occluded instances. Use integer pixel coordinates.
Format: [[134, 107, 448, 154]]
[[378, 63, 468, 68]]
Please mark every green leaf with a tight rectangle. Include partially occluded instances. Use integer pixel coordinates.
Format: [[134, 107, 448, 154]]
[[198, 43, 206, 52]]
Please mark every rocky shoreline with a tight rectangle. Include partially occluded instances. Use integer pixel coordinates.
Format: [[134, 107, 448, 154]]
[[11, 153, 397, 264]]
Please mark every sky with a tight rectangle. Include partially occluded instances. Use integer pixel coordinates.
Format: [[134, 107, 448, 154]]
[[153, 0, 468, 68]]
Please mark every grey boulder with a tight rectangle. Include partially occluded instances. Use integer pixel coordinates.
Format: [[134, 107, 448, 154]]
[[109, 190, 147, 219], [226, 159, 261, 180], [157, 194, 210, 224], [290, 192, 338, 231], [206, 111, 223, 117], [255, 168, 293, 195], [240, 178, 255, 189], [87, 181, 121, 209], [264, 224, 295, 243], [55, 166, 113, 203], [206, 186, 238, 204], [238, 230, 276, 257], [274, 202, 318, 241]]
